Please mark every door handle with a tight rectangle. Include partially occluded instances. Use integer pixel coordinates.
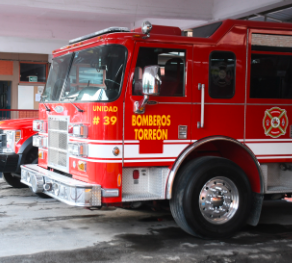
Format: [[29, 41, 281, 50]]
[[197, 83, 205, 128]]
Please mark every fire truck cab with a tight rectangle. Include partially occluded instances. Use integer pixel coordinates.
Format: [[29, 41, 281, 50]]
[[0, 119, 37, 188], [20, 19, 292, 238]]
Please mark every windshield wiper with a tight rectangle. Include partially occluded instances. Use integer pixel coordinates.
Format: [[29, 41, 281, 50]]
[[43, 102, 51, 112], [70, 101, 84, 112]]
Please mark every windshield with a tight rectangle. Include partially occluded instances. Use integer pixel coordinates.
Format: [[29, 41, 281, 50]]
[[42, 44, 127, 102]]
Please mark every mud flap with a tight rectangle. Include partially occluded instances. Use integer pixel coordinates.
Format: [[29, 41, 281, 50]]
[[247, 192, 264, 226]]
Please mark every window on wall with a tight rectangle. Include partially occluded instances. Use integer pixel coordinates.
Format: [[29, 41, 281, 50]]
[[250, 54, 292, 99], [209, 51, 236, 99], [132, 47, 186, 97], [19, 62, 47, 83]]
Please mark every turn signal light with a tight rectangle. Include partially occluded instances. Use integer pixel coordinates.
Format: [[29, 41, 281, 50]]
[[117, 174, 122, 187], [77, 161, 87, 172], [38, 151, 43, 159], [112, 147, 120, 156], [72, 124, 88, 138], [68, 143, 88, 157]]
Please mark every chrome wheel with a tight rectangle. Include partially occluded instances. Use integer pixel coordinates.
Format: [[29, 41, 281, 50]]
[[199, 176, 239, 225]]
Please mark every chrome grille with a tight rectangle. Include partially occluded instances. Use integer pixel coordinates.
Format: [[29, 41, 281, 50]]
[[48, 116, 69, 173]]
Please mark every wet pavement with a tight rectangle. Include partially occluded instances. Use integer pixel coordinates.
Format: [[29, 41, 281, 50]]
[[1, 177, 292, 263]]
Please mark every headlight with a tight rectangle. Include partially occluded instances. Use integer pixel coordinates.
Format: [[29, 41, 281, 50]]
[[68, 143, 88, 157], [71, 124, 88, 138], [33, 135, 48, 148], [3, 130, 21, 153]]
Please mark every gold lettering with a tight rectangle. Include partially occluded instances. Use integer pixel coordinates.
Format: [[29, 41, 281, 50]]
[[104, 106, 108, 112], [132, 115, 136, 126], [109, 106, 113, 112], [157, 115, 161, 128], [97, 106, 102, 111], [137, 115, 142, 126], [134, 129, 138, 140], [161, 115, 167, 126], [142, 115, 148, 126], [149, 115, 153, 126], [167, 115, 171, 126], [144, 129, 148, 140], [157, 129, 162, 140], [148, 129, 152, 140], [153, 115, 157, 126], [138, 129, 143, 140], [153, 129, 156, 140], [93, 106, 97, 111], [162, 129, 168, 140], [113, 106, 118, 112]]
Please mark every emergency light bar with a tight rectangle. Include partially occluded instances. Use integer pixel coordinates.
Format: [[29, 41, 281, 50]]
[[69, 27, 130, 45]]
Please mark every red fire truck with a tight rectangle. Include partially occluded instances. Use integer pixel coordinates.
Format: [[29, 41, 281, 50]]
[[20, 19, 292, 238], [0, 119, 37, 188]]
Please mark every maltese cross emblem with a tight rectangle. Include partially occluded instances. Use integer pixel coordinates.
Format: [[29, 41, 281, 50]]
[[263, 107, 288, 138]]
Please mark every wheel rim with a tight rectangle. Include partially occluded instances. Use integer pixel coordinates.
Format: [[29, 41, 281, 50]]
[[199, 176, 239, 225]]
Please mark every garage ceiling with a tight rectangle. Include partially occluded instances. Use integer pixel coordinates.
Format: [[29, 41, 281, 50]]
[[0, 0, 292, 55]]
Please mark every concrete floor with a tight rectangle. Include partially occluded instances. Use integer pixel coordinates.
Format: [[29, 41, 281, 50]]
[[1, 178, 292, 263]]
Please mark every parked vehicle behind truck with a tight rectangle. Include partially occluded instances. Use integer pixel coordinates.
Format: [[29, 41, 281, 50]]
[[20, 19, 292, 238], [0, 118, 37, 188]]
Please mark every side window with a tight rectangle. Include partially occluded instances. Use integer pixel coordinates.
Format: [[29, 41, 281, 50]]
[[209, 51, 236, 99], [132, 47, 186, 96], [250, 54, 292, 99]]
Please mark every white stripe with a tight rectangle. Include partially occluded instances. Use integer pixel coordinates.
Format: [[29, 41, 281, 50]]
[[69, 156, 122, 163], [124, 144, 189, 158], [247, 143, 292, 156], [69, 138, 123, 143], [124, 140, 139, 143], [246, 139, 292, 142], [124, 159, 176, 163], [237, 139, 244, 142], [87, 144, 122, 158], [257, 156, 292, 159], [164, 140, 191, 143]]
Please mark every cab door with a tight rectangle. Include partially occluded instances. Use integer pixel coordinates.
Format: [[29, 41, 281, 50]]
[[192, 45, 246, 142], [124, 42, 193, 167], [246, 30, 292, 164]]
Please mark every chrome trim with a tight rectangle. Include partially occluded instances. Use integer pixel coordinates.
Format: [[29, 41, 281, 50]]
[[197, 83, 205, 128], [166, 136, 264, 199], [21, 164, 101, 207], [134, 95, 149, 114], [194, 103, 245, 105], [159, 102, 192, 105], [101, 188, 119, 197], [122, 101, 125, 167], [199, 176, 239, 224], [244, 29, 249, 144], [178, 125, 187, 139], [54, 106, 64, 113]]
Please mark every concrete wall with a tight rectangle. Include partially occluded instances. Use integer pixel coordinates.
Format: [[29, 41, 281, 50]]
[[0, 53, 48, 109]]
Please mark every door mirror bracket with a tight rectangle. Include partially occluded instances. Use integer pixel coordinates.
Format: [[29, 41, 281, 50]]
[[133, 66, 161, 114]]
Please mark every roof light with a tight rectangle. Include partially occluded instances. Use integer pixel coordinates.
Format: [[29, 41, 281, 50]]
[[69, 27, 130, 45], [142, 21, 152, 36]]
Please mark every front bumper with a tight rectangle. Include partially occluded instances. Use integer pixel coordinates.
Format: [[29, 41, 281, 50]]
[[0, 153, 19, 173], [21, 164, 101, 207]]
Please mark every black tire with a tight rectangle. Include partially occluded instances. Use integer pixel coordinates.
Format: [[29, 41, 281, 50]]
[[170, 156, 252, 239], [3, 173, 28, 188]]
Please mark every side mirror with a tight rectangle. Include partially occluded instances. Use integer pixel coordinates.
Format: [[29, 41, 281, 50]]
[[142, 66, 161, 96], [134, 66, 161, 114]]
